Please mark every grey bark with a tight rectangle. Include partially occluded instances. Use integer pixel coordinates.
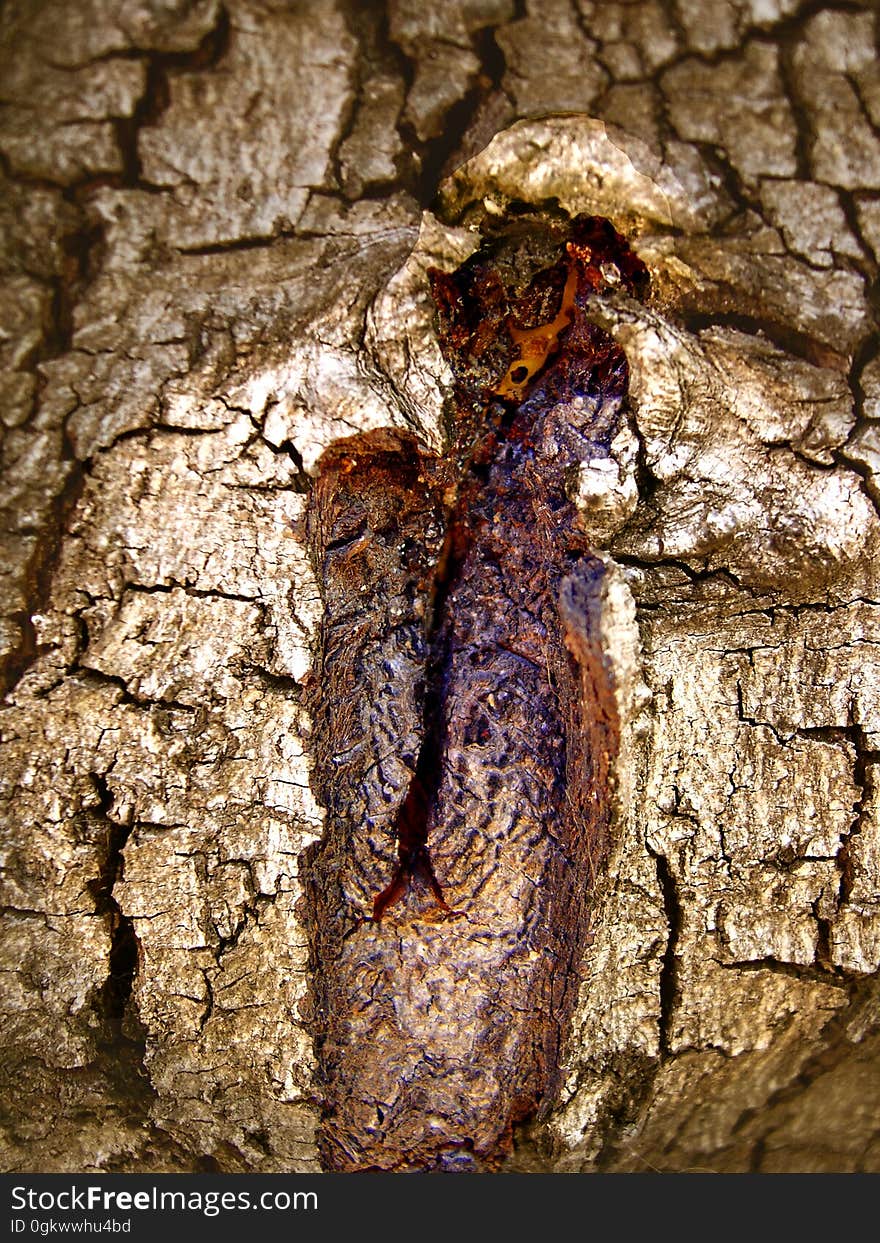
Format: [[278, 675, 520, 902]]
[[1, 0, 879, 1172]]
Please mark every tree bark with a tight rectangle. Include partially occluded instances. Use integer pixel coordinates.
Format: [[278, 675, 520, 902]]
[[1, 0, 879, 1173]]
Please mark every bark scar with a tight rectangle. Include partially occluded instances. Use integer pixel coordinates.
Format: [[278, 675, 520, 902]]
[[300, 213, 649, 1171]]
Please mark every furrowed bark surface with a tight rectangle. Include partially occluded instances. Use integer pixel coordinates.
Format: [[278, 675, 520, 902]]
[[1, 0, 880, 1174]]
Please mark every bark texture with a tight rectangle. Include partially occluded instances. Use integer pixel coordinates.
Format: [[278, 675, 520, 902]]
[[1, 0, 880, 1173]]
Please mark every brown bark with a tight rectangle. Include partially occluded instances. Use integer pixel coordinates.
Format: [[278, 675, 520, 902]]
[[1, 0, 879, 1173]]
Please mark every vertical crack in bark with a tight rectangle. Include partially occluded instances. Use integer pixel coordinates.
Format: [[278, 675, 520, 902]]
[[651, 847, 682, 1055], [85, 774, 152, 1106], [839, 333, 880, 518], [382, 7, 514, 206], [370, 517, 462, 922], [115, 5, 232, 188], [1, 186, 96, 695], [838, 723, 880, 908], [301, 212, 648, 1170], [87, 775, 137, 1026], [1, 465, 85, 697], [415, 23, 509, 205]]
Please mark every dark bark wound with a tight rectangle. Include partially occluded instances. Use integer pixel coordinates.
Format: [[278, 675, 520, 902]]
[[300, 214, 648, 1171]]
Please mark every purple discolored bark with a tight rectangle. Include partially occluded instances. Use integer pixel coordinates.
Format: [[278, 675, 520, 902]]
[[301, 215, 648, 1170]]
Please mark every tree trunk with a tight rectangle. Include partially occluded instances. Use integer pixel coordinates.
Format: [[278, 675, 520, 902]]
[[1, 0, 879, 1173]]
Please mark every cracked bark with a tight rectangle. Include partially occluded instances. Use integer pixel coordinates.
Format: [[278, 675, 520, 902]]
[[2, 0, 880, 1174]]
